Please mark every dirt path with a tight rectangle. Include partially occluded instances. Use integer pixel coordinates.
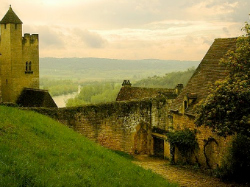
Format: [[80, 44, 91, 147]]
[[132, 155, 244, 187]]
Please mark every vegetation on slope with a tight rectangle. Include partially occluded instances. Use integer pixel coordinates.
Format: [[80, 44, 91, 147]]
[[40, 78, 78, 97], [64, 69, 196, 107], [133, 68, 195, 88], [66, 82, 121, 107], [0, 106, 177, 186], [39, 67, 195, 107]]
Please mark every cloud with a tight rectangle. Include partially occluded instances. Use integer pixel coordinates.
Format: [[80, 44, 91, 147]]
[[185, 1, 239, 20], [73, 29, 107, 48], [223, 27, 229, 34], [28, 26, 65, 49], [41, 29, 64, 48], [1, 0, 249, 60]]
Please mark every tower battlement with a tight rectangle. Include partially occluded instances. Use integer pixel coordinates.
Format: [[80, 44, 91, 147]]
[[23, 33, 39, 46]]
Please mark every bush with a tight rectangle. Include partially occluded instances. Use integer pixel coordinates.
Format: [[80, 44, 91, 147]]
[[166, 129, 198, 163], [216, 134, 250, 183]]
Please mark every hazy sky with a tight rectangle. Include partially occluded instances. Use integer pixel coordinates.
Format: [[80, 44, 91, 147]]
[[0, 0, 249, 60]]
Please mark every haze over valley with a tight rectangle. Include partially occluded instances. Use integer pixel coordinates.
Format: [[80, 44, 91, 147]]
[[39, 58, 199, 107], [40, 57, 199, 81]]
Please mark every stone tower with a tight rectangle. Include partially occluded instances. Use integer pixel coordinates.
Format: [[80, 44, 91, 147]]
[[0, 6, 39, 103]]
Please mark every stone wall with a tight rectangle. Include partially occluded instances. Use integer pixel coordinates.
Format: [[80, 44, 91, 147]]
[[30, 98, 169, 155], [171, 112, 232, 168], [24, 94, 232, 167]]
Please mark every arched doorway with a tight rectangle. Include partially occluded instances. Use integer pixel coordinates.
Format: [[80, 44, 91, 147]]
[[134, 122, 150, 154]]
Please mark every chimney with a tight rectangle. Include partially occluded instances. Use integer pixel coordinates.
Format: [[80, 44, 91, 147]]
[[122, 80, 132, 87], [175, 84, 183, 95]]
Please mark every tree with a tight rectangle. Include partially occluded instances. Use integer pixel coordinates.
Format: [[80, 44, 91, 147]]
[[195, 22, 250, 137], [195, 22, 250, 182]]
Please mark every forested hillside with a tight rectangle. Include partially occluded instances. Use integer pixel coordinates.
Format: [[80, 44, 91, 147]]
[[66, 68, 195, 107], [66, 82, 120, 107], [40, 78, 79, 96], [133, 68, 195, 88], [39, 58, 198, 106]]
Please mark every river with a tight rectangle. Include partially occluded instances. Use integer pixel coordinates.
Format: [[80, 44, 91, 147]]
[[52, 86, 81, 108]]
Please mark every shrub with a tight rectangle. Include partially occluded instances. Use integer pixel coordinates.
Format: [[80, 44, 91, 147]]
[[216, 134, 250, 183], [167, 129, 198, 163]]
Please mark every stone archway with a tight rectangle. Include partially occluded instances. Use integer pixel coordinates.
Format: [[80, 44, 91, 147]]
[[134, 122, 150, 154]]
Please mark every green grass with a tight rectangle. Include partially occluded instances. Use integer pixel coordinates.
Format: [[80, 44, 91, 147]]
[[0, 106, 178, 187]]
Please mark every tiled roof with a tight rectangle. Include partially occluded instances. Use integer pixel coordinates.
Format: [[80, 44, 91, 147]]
[[116, 86, 177, 101], [0, 6, 22, 24], [170, 38, 237, 116]]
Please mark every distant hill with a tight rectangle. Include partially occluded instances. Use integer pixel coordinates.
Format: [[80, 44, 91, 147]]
[[40, 58, 199, 81], [0, 106, 177, 186]]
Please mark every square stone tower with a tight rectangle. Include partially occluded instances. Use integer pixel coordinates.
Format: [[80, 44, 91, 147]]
[[0, 6, 39, 103]]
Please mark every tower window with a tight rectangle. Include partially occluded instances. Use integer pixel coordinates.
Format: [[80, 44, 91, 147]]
[[29, 61, 31, 71], [4, 24, 6, 29], [25, 61, 33, 74]]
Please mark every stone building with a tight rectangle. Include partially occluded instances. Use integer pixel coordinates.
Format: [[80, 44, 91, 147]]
[[116, 80, 183, 157], [116, 80, 183, 101], [0, 6, 56, 107], [169, 38, 237, 168], [0, 6, 39, 103], [114, 38, 238, 168]]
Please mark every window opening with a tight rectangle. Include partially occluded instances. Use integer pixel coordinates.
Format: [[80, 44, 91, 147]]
[[26, 62, 28, 71], [29, 61, 31, 71], [25, 61, 33, 74]]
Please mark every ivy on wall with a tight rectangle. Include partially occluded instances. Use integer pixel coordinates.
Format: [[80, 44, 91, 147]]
[[166, 129, 198, 159]]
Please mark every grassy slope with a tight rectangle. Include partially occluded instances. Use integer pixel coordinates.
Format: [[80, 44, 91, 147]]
[[0, 106, 178, 187]]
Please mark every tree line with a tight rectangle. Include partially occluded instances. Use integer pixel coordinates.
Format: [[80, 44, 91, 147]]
[[40, 78, 78, 97], [66, 82, 121, 107], [40, 68, 196, 107], [133, 68, 195, 88], [64, 68, 195, 107]]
